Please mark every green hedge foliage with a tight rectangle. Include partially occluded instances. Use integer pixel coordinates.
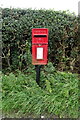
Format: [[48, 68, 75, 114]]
[[2, 62, 79, 118], [2, 8, 80, 73]]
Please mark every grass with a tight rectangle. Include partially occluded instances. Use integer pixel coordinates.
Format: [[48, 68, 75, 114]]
[[2, 63, 79, 118]]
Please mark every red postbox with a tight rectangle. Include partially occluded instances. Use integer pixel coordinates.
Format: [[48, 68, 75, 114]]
[[32, 28, 48, 65]]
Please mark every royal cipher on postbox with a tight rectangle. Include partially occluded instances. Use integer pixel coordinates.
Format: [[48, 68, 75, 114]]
[[32, 28, 48, 65]]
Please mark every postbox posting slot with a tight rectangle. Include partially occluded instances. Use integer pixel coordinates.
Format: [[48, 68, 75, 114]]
[[34, 35, 47, 37]]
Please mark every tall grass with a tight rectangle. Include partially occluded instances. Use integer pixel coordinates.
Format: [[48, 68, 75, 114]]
[[2, 63, 79, 118]]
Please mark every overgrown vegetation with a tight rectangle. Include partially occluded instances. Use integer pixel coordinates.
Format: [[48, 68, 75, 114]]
[[2, 62, 79, 118], [2, 8, 80, 73], [2, 8, 80, 118]]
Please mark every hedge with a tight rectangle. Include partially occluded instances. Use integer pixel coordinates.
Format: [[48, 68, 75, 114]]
[[2, 8, 80, 73]]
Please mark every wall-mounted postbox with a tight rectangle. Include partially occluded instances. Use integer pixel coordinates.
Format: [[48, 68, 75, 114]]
[[32, 28, 48, 65]]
